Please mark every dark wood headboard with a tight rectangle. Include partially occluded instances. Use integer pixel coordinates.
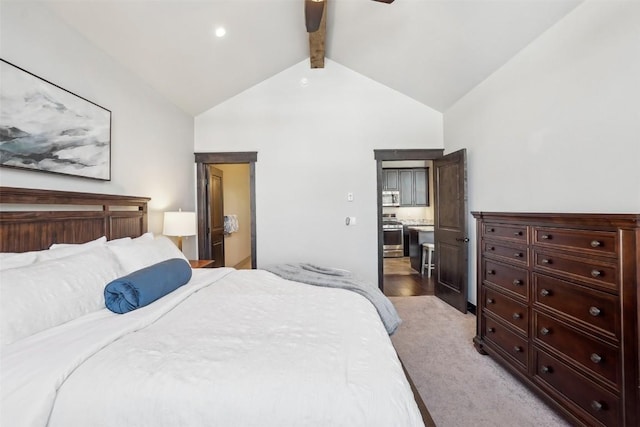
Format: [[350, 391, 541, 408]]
[[0, 187, 150, 252]]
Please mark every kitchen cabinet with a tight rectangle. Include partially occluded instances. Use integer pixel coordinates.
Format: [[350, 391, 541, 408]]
[[399, 170, 413, 206], [382, 169, 399, 191], [403, 225, 410, 256], [413, 169, 428, 206], [383, 168, 429, 207]]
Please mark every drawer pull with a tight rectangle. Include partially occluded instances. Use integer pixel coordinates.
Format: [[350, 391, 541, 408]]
[[541, 258, 551, 265], [591, 269, 602, 278], [513, 346, 522, 353], [590, 353, 602, 364], [486, 270, 495, 275], [488, 228, 495, 232], [540, 289, 550, 297], [514, 231, 523, 236], [512, 313, 521, 320], [512, 279, 523, 286], [487, 327, 495, 333], [540, 234, 551, 240], [540, 365, 552, 374], [590, 401, 603, 412], [487, 298, 495, 304], [514, 252, 522, 258], [489, 246, 495, 251], [589, 306, 601, 317], [540, 327, 551, 336], [590, 240, 602, 248]]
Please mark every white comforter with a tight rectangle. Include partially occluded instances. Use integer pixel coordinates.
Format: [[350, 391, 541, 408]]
[[1, 268, 423, 427]]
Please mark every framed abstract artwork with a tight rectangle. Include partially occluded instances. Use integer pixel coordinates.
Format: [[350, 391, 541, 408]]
[[0, 59, 111, 180]]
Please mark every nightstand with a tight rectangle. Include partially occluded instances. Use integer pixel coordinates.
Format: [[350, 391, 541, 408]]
[[189, 260, 215, 268]]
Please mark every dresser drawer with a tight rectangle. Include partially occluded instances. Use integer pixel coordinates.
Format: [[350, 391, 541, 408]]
[[533, 250, 618, 292], [534, 227, 617, 258], [483, 241, 529, 266], [533, 274, 619, 339], [534, 313, 619, 386], [483, 287, 529, 335], [483, 259, 529, 299], [483, 222, 528, 243], [483, 315, 528, 369], [534, 349, 619, 427]]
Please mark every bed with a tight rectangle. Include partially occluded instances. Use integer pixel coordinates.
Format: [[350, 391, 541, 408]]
[[0, 186, 433, 427]]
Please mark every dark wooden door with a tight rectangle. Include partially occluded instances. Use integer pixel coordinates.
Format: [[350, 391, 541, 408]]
[[434, 149, 469, 313], [208, 166, 225, 267]]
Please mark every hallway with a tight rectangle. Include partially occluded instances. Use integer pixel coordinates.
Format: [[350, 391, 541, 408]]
[[383, 257, 434, 297]]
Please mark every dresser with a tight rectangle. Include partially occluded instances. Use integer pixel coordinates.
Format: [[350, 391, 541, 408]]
[[471, 212, 639, 427]]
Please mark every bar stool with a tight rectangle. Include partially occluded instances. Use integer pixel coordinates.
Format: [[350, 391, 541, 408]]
[[421, 243, 435, 278]]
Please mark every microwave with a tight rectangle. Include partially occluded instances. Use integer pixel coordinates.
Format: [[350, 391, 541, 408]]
[[382, 191, 400, 207]]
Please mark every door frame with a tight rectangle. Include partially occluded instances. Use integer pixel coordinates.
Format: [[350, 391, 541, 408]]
[[374, 149, 444, 290], [195, 152, 257, 268]]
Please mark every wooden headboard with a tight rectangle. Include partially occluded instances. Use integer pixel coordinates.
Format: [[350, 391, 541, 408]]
[[0, 187, 150, 253]]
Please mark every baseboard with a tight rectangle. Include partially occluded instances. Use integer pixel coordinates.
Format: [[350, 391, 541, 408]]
[[398, 356, 437, 427], [232, 256, 252, 269], [467, 302, 477, 315]]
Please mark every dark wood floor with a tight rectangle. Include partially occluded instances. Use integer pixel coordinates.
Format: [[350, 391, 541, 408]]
[[383, 256, 434, 297]]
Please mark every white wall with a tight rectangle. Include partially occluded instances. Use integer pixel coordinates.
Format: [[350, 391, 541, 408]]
[[0, 2, 197, 257], [216, 163, 252, 267], [196, 59, 443, 284], [444, 0, 640, 304]]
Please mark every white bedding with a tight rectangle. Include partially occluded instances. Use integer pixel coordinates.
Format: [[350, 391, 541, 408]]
[[1, 268, 423, 427]]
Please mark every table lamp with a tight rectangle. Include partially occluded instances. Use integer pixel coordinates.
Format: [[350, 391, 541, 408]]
[[163, 210, 196, 252]]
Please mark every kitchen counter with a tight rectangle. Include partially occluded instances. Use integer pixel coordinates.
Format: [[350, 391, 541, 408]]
[[408, 227, 435, 272], [401, 224, 434, 257]]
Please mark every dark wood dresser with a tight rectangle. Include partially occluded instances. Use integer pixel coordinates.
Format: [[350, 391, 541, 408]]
[[471, 212, 639, 427]]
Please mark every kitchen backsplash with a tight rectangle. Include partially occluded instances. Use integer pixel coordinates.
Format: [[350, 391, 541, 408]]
[[399, 218, 434, 225], [383, 206, 434, 224]]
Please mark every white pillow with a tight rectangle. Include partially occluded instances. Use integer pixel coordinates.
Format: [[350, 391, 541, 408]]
[[134, 232, 154, 241], [107, 235, 188, 275], [0, 246, 123, 346], [48, 235, 107, 250], [41, 236, 108, 262], [0, 251, 40, 271], [105, 237, 132, 247], [105, 232, 154, 248]]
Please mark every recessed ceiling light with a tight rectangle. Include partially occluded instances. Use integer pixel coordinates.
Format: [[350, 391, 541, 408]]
[[215, 27, 226, 38]]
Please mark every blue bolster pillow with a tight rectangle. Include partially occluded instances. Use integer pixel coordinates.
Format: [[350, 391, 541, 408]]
[[104, 258, 192, 314]]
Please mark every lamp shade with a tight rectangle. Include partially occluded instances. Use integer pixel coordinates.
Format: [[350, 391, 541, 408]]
[[163, 211, 196, 237]]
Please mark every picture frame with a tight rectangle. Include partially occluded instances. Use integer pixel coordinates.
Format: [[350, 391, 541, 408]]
[[0, 59, 111, 181]]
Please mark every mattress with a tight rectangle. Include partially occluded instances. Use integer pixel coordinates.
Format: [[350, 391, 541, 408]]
[[2, 268, 423, 427]]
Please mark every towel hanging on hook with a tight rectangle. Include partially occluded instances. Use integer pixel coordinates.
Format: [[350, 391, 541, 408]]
[[224, 215, 239, 235]]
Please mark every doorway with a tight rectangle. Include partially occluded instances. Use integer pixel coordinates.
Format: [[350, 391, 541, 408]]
[[381, 159, 435, 297], [375, 149, 469, 313], [195, 152, 257, 269]]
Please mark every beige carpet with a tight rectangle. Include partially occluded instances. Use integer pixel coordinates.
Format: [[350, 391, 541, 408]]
[[390, 296, 571, 427]]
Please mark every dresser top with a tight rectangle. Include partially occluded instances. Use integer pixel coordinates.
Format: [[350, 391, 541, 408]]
[[471, 212, 640, 228]]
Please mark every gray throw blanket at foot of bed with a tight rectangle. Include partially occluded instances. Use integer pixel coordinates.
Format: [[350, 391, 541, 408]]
[[263, 263, 401, 335]]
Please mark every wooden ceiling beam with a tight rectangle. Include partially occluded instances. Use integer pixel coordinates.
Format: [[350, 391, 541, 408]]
[[308, 0, 326, 68]]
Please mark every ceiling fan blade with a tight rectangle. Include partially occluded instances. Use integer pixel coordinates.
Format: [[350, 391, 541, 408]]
[[372, 0, 395, 3], [305, 0, 325, 33]]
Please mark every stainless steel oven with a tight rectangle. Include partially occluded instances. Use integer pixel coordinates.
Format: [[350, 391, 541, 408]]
[[383, 222, 404, 258]]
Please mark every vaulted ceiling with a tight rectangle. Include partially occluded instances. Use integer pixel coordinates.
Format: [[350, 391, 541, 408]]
[[41, 0, 582, 116]]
